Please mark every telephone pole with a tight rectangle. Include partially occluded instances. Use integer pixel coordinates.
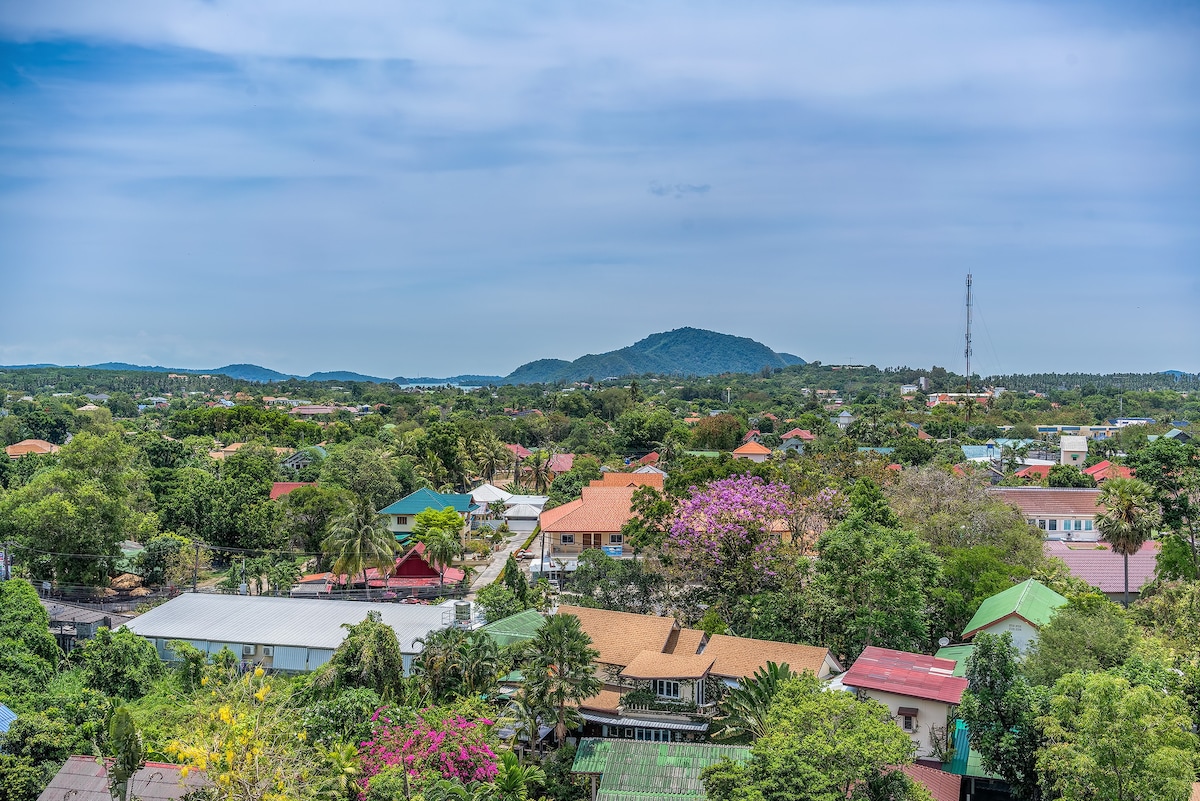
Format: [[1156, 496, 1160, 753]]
[[965, 274, 973, 424]]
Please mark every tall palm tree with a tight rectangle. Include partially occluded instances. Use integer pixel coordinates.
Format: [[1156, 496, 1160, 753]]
[[524, 614, 601, 742], [420, 529, 464, 589], [498, 689, 551, 759], [472, 433, 510, 484], [323, 505, 397, 601], [524, 452, 554, 495], [711, 661, 794, 740], [415, 627, 466, 702], [1096, 477, 1162, 606]]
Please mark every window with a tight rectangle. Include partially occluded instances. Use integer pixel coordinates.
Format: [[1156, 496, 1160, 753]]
[[610, 533, 623, 545], [1048, 520, 1057, 531], [898, 707, 919, 732], [1062, 520, 1071, 532], [560, 534, 575, 545], [1084, 520, 1093, 531], [1037, 519, 1047, 530], [635, 728, 671, 742], [396, 516, 408, 526], [654, 680, 681, 699], [903, 716, 915, 731]]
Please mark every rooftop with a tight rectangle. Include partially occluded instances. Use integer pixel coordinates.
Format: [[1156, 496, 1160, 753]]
[[1044, 540, 1159, 595], [556, 605, 676, 667], [702, 633, 841, 679], [572, 739, 751, 801], [987, 486, 1104, 517], [379, 487, 475, 516], [541, 486, 639, 534], [731, 441, 771, 456], [37, 756, 210, 801], [481, 609, 546, 647], [841, 646, 968, 705], [270, 482, 315, 500], [589, 472, 665, 489], [620, 650, 715, 681], [962, 579, 1067, 638]]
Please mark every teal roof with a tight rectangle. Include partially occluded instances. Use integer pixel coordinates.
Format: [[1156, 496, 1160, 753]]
[[573, 739, 751, 800], [379, 488, 475, 515], [934, 645, 975, 678], [962, 579, 1067, 637], [857, 447, 895, 454], [946, 719, 1001, 778], [482, 609, 546, 647]]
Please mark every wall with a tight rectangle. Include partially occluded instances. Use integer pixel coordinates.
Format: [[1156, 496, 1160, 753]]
[[855, 687, 955, 760]]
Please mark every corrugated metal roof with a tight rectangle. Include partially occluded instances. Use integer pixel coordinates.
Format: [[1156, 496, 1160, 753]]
[[573, 739, 750, 799], [379, 488, 474, 515], [122, 593, 450, 652], [481, 609, 546, 646], [962, 579, 1067, 637], [37, 756, 210, 801], [1044, 540, 1158, 594], [0, 704, 17, 734], [841, 647, 968, 705], [577, 713, 710, 732]]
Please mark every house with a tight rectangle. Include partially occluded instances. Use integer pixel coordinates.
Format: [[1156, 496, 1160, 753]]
[[1149, 428, 1194, 445], [76, 403, 101, 412], [1014, 464, 1052, 481], [37, 756, 210, 801], [588, 472, 665, 490], [541, 486, 642, 556], [270, 482, 315, 500], [282, 446, 327, 471], [558, 605, 839, 743], [379, 488, 476, 542], [123, 593, 451, 676], [742, 429, 762, 444], [470, 482, 514, 507], [299, 542, 467, 598], [549, 453, 576, 476], [961, 578, 1067, 653], [834, 410, 855, 430], [571, 739, 750, 801], [731, 441, 771, 463], [987, 487, 1103, 539], [505, 443, 533, 460], [290, 405, 338, 416], [837, 647, 968, 760], [1060, 435, 1088, 466], [1044, 540, 1159, 602], [5, 439, 60, 459], [1082, 460, 1134, 482], [781, 428, 816, 442], [638, 451, 661, 467], [41, 599, 132, 651]]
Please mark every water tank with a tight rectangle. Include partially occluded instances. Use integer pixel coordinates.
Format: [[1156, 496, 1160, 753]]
[[454, 601, 472, 624]]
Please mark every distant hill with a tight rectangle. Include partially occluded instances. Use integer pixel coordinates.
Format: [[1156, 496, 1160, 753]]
[[501, 327, 805, 384]]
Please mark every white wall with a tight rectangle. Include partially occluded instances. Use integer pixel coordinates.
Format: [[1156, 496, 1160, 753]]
[[981, 616, 1039, 654]]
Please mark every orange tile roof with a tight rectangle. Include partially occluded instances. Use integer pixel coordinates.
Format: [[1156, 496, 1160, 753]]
[[589, 473, 665, 489], [538, 498, 584, 529], [731, 441, 771, 456], [541, 486, 638, 534], [556, 605, 677, 667], [988, 487, 1104, 517], [621, 651, 715, 680], [5, 439, 60, 458], [702, 634, 840, 679]]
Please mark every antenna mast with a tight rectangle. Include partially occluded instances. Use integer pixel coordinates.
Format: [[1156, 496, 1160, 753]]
[[965, 274, 973, 423]]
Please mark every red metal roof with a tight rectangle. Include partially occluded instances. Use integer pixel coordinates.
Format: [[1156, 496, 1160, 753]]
[[505, 443, 532, 459], [841, 646, 968, 705], [1083, 460, 1134, 482], [902, 764, 962, 801], [549, 453, 575, 473], [1013, 464, 1052, 480], [270, 482, 315, 500], [1044, 540, 1159, 594], [38, 756, 210, 801]]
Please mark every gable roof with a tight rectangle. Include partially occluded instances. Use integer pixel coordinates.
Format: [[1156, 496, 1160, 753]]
[[841, 646, 968, 705], [962, 579, 1067, 638], [572, 739, 751, 801], [902, 764, 962, 801], [1013, 464, 1052, 480], [701, 634, 842, 679], [742, 429, 761, 442], [1044, 540, 1159, 595], [589, 472, 665, 489], [481, 609, 546, 647], [470, 483, 514, 504], [556, 605, 676, 667], [541, 486, 639, 534], [781, 428, 816, 441], [731, 441, 771, 456], [548, 453, 575, 473], [0, 704, 16, 734], [6, 439, 60, 458], [37, 756, 210, 801], [378, 487, 475, 515], [987, 487, 1104, 518], [1082, 460, 1134, 482], [638, 451, 661, 466], [620, 651, 715, 680], [506, 443, 532, 459]]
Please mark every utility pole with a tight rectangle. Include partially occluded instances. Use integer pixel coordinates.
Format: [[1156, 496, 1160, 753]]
[[192, 540, 200, 593], [965, 273, 973, 424]]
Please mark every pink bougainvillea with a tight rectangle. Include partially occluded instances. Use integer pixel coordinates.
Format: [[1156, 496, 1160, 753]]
[[359, 708, 498, 792]]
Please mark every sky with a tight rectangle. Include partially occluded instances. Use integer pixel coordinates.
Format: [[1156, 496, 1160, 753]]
[[1, 1, 1198, 378]]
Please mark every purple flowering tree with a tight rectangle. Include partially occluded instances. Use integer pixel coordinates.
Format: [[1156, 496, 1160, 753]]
[[358, 709, 499, 794], [667, 475, 794, 594]]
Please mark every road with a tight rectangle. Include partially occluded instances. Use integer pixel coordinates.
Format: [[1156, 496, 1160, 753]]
[[466, 526, 537, 596]]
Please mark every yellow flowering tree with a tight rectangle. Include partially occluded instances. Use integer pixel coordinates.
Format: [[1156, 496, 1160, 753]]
[[168, 667, 322, 801]]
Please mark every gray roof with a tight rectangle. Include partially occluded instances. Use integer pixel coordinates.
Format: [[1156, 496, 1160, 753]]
[[122, 593, 451, 653], [37, 756, 210, 801], [41, 599, 132, 627]]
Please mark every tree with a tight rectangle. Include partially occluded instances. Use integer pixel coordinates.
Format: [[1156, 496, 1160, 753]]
[[1023, 597, 1135, 687], [1046, 465, 1096, 488], [522, 452, 554, 494], [471, 433, 511, 484], [1095, 477, 1161, 605], [703, 673, 918, 801], [692, 413, 745, 451], [323, 505, 397, 600], [412, 506, 466, 541], [420, 529, 464, 589], [711, 661, 795, 741], [313, 611, 405, 700], [476, 582, 525, 623], [524, 614, 601, 742], [416, 628, 503, 702], [545, 457, 602, 508], [320, 438, 403, 512], [1037, 672, 1196, 801], [75, 627, 164, 699], [567, 549, 663, 615], [107, 707, 147, 801], [280, 484, 353, 557], [958, 633, 1048, 800]]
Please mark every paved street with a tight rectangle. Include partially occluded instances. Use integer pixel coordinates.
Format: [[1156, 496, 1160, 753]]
[[466, 527, 537, 595]]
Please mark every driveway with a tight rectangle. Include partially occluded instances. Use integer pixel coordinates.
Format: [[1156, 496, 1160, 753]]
[[466, 527, 533, 595]]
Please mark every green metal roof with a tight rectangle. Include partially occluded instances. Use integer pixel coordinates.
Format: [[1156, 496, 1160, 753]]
[[946, 719, 1001, 779], [378, 488, 475, 515], [481, 609, 546, 647], [962, 579, 1067, 637], [684, 451, 720, 458], [573, 739, 750, 800], [934, 644, 975, 678]]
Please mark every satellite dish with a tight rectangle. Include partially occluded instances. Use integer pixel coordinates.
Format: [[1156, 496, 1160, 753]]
[[938, 637, 951, 647]]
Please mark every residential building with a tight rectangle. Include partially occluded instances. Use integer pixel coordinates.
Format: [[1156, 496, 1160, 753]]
[[379, 488, 475, 541], [270, 482, 315, 500], [281, 446, 327, 471], [1044, 540, 1159, 602], [987, 487, 1104, 539], [1082, 460, 1134, 482], [742, 429, 762, 444], [123, 593, 452, 675], [837, 647, 968, 760], [731, 441, 771, 463], [293, 541, 466, 598], [37, 756, 210, 801], [588, 472, 665, 490], [5, 439, 60, 459], [1059, 435, 1088, 466], [834, 410, 855, 430], [541, 486, 641, 556], [549, 453, 576, 476], [961, 578, 1067, 653], [505, 443, 533, 460], [571, 739, 750, 801], [41, 599, 132, 652]]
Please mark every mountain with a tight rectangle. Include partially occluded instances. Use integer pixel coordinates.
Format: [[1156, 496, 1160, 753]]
[[501, 328, 805, 384]]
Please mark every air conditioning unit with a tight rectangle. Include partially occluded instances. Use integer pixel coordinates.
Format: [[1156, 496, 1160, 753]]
[[262, 646, 274, 657], [242, 644, 256, 656]]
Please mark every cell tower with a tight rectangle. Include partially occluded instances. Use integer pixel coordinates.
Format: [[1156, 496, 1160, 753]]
[[965, 274, 973, 422]]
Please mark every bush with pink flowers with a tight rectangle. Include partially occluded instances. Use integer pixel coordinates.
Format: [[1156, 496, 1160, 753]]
[[358, 707, 499, 793]]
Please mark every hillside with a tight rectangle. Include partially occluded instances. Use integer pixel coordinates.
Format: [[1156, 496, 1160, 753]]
[[501, 328, 805, 384]]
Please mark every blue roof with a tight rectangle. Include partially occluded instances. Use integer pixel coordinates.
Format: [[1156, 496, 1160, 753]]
[[379, 487, 475, 515], [961, 445, 994, 460], [0, 704, 16, 734]]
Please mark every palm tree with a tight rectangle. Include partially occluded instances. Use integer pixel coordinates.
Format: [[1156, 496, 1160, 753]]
[[1096, 477, 1162, 606], [420, 529, 464, 589], [498, 689, 550, 759], [322, 505, 397, 601], [710, 661, 794, 740], [524, 452, 554, 494], [524, 614, 601, 742], [479, 752, 546, 800], [314, 741, 361, 800], [472, 433, 510, 484]]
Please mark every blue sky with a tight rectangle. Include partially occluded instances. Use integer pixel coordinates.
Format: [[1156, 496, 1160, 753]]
[[1, 1, 1197, 378]]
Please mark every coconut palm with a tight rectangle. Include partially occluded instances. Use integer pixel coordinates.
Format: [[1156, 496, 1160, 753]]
[[711, 661, 795, 740], [419, 529, 464, 589], [524, 614, 601, 742], [455, 630, 503, 697], [472, 433, 510, 484], [498, 689, 551, 759], [523, 452, 554, 494], [322, 505, 397, 601], [1096, 477, 1162, 606]]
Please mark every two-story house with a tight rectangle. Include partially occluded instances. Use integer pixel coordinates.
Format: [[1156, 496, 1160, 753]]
[[541, 476, 664, 557], [378, 488, 475, 543], [987, 486, 1104, 540]]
